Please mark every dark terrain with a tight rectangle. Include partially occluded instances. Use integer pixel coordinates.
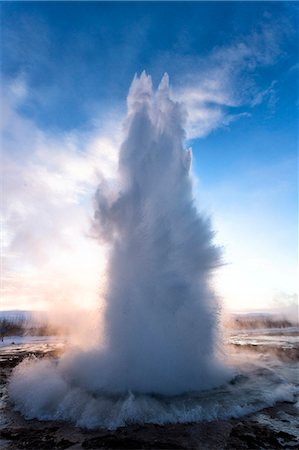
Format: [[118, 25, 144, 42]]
[[1, 344, 298, 450]]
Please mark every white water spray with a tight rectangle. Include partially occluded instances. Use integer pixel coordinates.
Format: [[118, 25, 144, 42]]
[[92, 72, 226, 393], [9, 73, 231, 428]]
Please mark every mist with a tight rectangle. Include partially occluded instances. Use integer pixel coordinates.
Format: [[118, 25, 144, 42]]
[[9, 73, 231, 428]]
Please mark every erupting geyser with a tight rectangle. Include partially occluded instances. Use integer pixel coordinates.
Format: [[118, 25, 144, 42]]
[[93, 72, 225, 393], [9, 73, 230, 428]]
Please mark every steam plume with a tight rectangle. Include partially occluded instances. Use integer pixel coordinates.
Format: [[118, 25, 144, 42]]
[[93, 71, 224, 393], [9, 73, 230, 428]]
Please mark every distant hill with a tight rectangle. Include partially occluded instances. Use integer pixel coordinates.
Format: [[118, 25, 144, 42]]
[[0, 310, 55, 337], [227, 312, 295, 330]]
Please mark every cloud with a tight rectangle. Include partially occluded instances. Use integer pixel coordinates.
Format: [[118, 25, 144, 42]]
[[1, 79, 119, 310], [172, 20, 292, 139]]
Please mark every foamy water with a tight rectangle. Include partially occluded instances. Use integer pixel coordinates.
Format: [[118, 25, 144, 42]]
[[5, 327, 298, 430]]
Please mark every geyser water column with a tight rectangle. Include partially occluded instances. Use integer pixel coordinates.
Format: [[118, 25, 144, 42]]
[[9, 73, 230, 428], [92, 71, 226, 394]]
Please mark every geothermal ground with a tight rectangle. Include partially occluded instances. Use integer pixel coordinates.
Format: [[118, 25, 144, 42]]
[[1, 329, 298, 450]]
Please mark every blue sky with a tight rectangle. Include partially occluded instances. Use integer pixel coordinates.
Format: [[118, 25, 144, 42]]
[[1, 1, 298, 313]]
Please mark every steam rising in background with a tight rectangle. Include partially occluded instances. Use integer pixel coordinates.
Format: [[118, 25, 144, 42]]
[[9, 74, 231, 427]]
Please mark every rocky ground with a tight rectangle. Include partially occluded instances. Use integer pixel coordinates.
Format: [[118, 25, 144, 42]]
[[0, 347, 298, 450]]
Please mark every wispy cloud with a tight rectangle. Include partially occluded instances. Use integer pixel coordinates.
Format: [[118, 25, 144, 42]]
[[173, 20, 293, 138], [1, 79, 119, 309]]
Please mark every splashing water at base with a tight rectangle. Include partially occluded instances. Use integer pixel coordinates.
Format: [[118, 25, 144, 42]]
[[9, 72, 233, 428], [6, 328, 299, 430]]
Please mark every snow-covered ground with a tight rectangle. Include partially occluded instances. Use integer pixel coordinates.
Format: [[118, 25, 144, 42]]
[[0, 335, 64, 350]]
